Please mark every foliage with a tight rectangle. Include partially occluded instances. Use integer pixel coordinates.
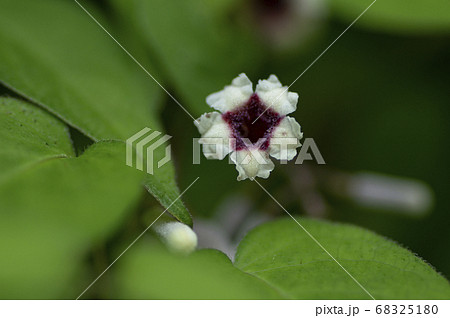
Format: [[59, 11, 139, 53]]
[[117, 219, 450, 299], [0, 0, 192, 225], [0, 0, 449, 299]]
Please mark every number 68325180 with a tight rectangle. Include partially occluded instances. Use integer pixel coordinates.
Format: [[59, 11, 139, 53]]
[[375, 304, 438, 315]]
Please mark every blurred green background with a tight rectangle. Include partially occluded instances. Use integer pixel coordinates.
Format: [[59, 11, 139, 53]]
[[0, 0, 449, 299]]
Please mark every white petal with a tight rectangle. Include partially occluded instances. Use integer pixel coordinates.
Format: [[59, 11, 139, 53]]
[[269, 116, 303, 160], [255, 74, 298, 115], [194, 112, 232, 160], [194, 111, 220, 135], [206, 73, 253, 113], [230, 149, 275, 181]]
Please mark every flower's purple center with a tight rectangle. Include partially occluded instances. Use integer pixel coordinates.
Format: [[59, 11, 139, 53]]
[[222, 93, 283, 151]]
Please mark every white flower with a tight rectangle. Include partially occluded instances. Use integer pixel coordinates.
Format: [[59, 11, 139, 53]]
[[195, 73, 303, 181]]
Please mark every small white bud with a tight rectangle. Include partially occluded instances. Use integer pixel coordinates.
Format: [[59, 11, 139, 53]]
[[155, 222, 198, 255]]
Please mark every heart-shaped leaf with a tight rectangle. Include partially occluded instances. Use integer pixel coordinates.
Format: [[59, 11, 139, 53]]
[[0, 98, 145, 298], [0, 0, 192, 225]]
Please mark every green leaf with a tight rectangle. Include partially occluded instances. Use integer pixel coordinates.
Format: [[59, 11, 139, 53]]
[[0, 0, 192, 225], [0, 100, 145, 298], [0, 97, 74, 181], [0, 0, 160, 140], [330, 0, 450, 34], [116, 218, 449, 299], [113, 0, 262, 116], [0, 139, 143, 240], [235, 218, 450, 299], [115, 243, 281, 299]]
